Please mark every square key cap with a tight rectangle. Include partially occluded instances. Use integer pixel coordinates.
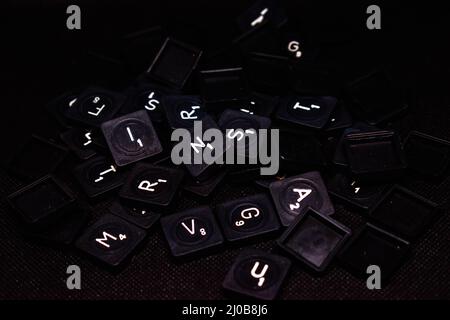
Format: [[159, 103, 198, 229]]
[[183, 170, 227, 198], [277, 208, 351, 272], [339, 224, 410, 281], [119, 163, 184, 208], [60, 128, 97, 160], [223, 249, 291, 300], [147, 37, 202, 89], [368, 185, 439, 239], [270, 171, 334, 227], [404, 131, 450, 179], [7, 175, 76, 225], [73, 156, 126, 198], [236, 0, 288, 33], [65, 87, 126, 127], [200, 67, 247, 103], [75, 213, 146, 267], [163, 95, 206, 129], [109, 200, 160, 230], [276, 96, 337, 130], [101, 110, 163, 166], [46, 90, 79, 128], [215, 194, 280, 242], [160, 206, 224, 257]]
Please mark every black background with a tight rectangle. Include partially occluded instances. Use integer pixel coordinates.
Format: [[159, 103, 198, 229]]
[[1, 0, 449, 299]]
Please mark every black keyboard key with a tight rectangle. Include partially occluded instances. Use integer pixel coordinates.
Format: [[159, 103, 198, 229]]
[[369, 186, 439, 239], [7, 175, 76, 225], [119, 163, 184, 208], [73, 156, 125, 198], [109, 200, 160, 230], [276, 96, 337, 130], [236, 0, 287, 32], [324, 102, 353, 133], [215, 194, 280, 242], [200, 67, 247, 103], [163, 95, 206, 129], [60, 128, 97, 160], [147, 37, 202, 89], [222, 248, 291, 300], [65, 87, 125, 127], [8, 135, 68, 180], [183, 170, 227, 198], [404, 131, 450, 179], [46, 90, 79, 128], [75, 214, 146, 267], [344, 130, 406, 180], [347, 69, 408, 125], [160, 206, 224, 257], [327, 173, 390, 212], [339, 224, 410, 282], [277, 208, 351, 272], [101, 110, 163, 166], [270, 171, 334, 227], [240, 92, 279, 117]]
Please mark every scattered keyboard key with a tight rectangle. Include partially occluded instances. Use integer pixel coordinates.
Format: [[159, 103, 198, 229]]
[[147, 37, 202, 89], [109, 200, 160, 230], [60, 128, 98, 160], [324, 102, 353, 133], [222, 248, 291, 300], [200, 67, 247, 103], [276, 96, 337, 130], [101, 110, 163, 166], [368, 185, 439, 239], [163, 95, 206, 129], [45, 90, 79, 128], [277, 208, 351, 272], [215, 194, 280, 242], [183, 170, 227, 198], [404, 131, 450, 180], [65, 87, 126, 127], [75, 213, 146, 267], [160, 206, 224, 257], [119, 163, 184, 208], [236, 0, 288, 33], [339, 224, 410, 282], [240, 91, 278, 117], [7, 175, 76, 225], [73, 156, 126, 198], [270, 171, 334, 227]]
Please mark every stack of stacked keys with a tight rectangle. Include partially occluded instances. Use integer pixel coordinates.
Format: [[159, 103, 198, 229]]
[[5, 0, 449, 300]]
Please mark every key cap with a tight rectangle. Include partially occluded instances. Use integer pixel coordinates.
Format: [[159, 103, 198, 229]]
[[269, 171, 334, 227], [240, 92, 279, 117], [119, 163, 184, 208], [324, 102, 353, 133], [109, 200, 160, 230], [65, 87, 126, 127], [7, 175, 76, 226], [215, 194, 280, 242], [73, 156, 126, 198], [160, 206, 224, 258], [368, 185, 439, 239], [101, 110, 163, 166], [60, 128, 98, 160], [75, 213, 146, 267], [200, 67, 247, 103], [222, 248, 291, 300], [277, 207, 351, 272], [236, 0, 288, 33], [276, 96, 337, 130], [339, 224, 410, 282], [147, 37, 202, 89], [183, 170, 227, 198], [45, 90, 79, 128], [163, 95, 206, 129]]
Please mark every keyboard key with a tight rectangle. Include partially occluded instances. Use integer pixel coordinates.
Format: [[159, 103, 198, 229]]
[[270, 171, 334, 227], [324, 102, 353, 133], [236, 0, 288, 33], [200, 67, 247, 103], [277, 208, 351, 272], [101, 110, 163, 166], [222, 248, 291, 300], [240, 92, 279, 117], [60, 128, 97, 160], [147, 37, 202, 89], [369, 185, 439, 239], [65, 87, 126, 127], [344, 130, 406, 180], [46, 90, 79, 128], [339, 224, 410, 282], [276, 96, 337, 130], [7, 175, 76, 225], [215, 194, 280, 242], [73, 156, 126, 198], [109, 200, 160, 230], [346, 69, 408, 125], [8, 135, 68, 180], [327, 173, 390, 212], [119, 163, 184, 208], [163, 95, 206, 129], [183, 170, 227, 198], [404, 131, 450, 179], [75, 214, 146, 267], [160, 206, 224, 257]]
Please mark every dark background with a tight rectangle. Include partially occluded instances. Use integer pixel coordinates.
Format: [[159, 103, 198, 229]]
[[1, 0, 449, 299]]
